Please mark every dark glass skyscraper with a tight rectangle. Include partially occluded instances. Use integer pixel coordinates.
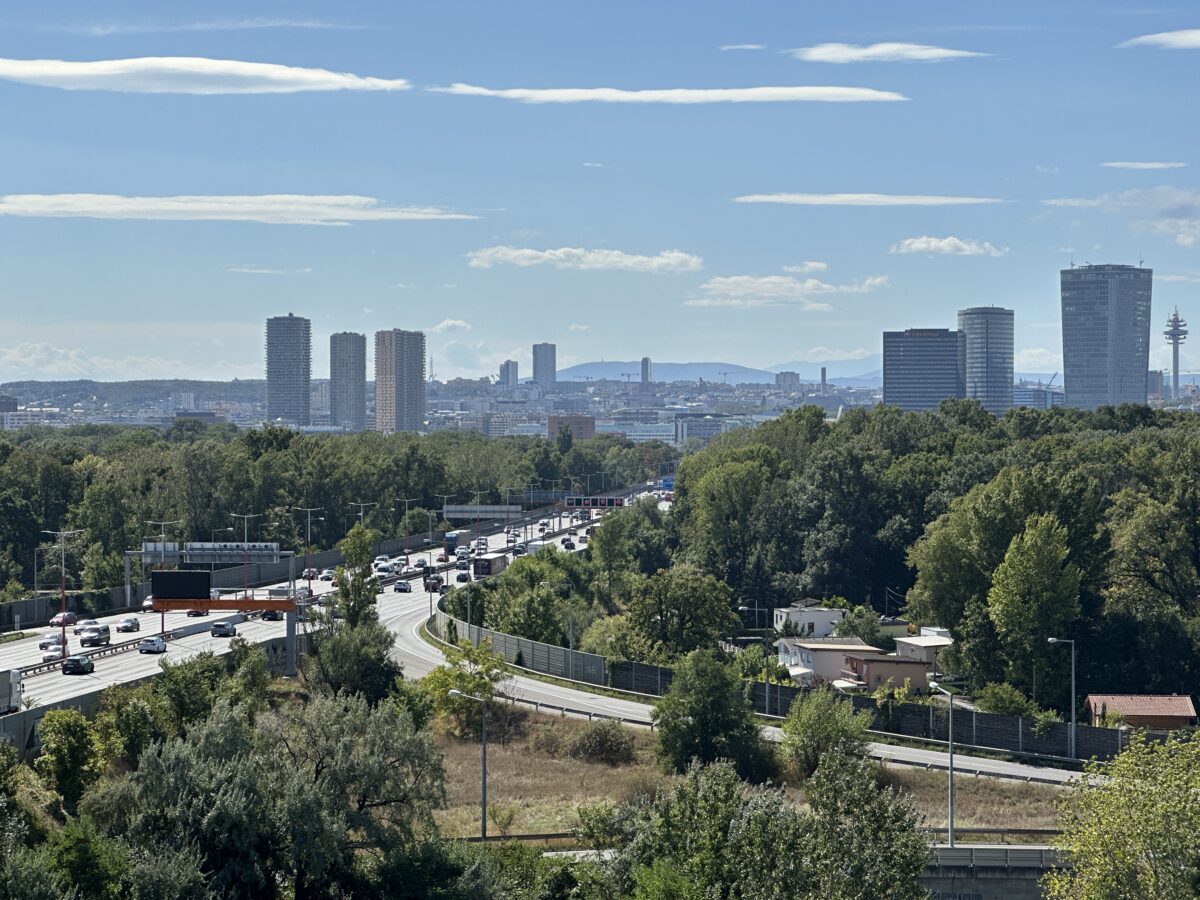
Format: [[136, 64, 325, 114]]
[[957, 306, 1014, 416], [265, 313, 311, 426], [1061, 264, 1152, 409], [882, 328, 965, 411], [329, 331, 366, 432]]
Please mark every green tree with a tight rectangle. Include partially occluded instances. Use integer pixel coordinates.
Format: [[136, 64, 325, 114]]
[[627, 565, 738, 661], [333, 523, 380, 627], [652, 650, 764, 779], [973, 682, 1038, 718], [34, 709, 102, 814], [303, 620, 403, 705], [1047, 732, 1200, 899], [41, 818, 127, 900], [834, 604, 894, 651], [421, 640, 508, 734], [780, 688, 874, 778]]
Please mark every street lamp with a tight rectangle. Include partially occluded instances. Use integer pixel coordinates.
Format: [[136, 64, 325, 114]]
[[348, 501, 375, 527], [738, 605, 768, 629], [448, 689, 488, 840], [929, 680, 955, 847], [294, 507, 324, 595], [1048, 637, 1077, 758], [42, 529, 82, 657], [230, 512, 262, 598]]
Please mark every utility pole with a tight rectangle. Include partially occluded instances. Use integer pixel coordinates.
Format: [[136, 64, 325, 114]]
[[42, 529, 82, 657], [145, 519, 182, 568], [230, 513, 262, 598], [348, 501, 376, 527], [293, 507, 323, 594]]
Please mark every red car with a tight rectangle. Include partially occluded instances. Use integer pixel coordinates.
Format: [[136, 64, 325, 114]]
[[49, 611, 77, 627], [436, 552, 448, 563]]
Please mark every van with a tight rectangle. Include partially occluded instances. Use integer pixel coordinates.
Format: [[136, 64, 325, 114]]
[[79, 625, 111, 648]]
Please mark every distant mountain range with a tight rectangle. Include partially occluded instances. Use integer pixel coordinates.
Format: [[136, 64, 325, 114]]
[[557, 357, 884, 386]]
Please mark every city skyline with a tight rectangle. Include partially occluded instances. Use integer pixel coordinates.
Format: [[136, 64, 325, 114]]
[[1, 3, 1199, 383]]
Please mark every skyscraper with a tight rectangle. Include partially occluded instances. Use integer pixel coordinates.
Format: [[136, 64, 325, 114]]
[[1061, 264, 1152, 409], [532, 343, 556, 389], [330, 332, 366, 431], [882, 328, 966, 411], [640, 356, 653, 392], [375, 329, 426, 433], [265, 313, 311, 425], [499, 359, 519, 387], [957, 306, 1014, 416]]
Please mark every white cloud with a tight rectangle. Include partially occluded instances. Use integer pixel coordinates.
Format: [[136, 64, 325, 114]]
[[581, 162, 606, 168], [0, 55, 409, 94], [0, 194, 476, 225], [1100, 161, 1187, 170], [567, 323, 591, 332], [890, 235, 1008, 257], [720, 44, 766, 51], [430, 83, 907, 103], [0, 342, 186, 381], [1042, 186, 1200, 246], [430, 318, 471, 333], [1015, 348, 1061, 371], [1035, 164, 1060, 175], [783, 261, 828, 273], [1119, 29, 1200, 49], [69, 18, 366, 37], [790, 347, 873, 363], [226, 265, 312, 275], [789, 42, 988, 63], [735, 192, 1002, 206], [467, 245, 703, 273], [1159, 274, 1200, 283], [686, 273, 887, 308]]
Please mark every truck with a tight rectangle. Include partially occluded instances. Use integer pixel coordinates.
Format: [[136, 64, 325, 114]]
[[444, 530, 471, 553], [524, 540, 557, 555], [0, 670, 23, 715], [473, 552, 510, 578]]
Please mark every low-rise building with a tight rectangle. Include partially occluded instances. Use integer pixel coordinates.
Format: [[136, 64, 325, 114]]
[[838, 652, 930, 693], [772, 601, 847, 637], [894, 634, 953, 667], [1084, 694, 1197, 730], [775, 637, 882, 685]]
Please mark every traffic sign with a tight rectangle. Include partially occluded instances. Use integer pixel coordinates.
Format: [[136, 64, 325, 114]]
[[565, 496, 625, 508]]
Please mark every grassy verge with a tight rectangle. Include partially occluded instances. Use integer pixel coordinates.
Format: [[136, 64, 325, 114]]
[[0, 632, 27, 646]]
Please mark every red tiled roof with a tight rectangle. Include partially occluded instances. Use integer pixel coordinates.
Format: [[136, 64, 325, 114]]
[[1085, 694, 1197, 719]]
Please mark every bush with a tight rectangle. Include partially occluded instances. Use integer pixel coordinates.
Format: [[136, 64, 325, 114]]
[[780, 688, 873, 779], [569, 719, 635, 766], [531, 723, 567, 758], [974, 682, 1037, 717]]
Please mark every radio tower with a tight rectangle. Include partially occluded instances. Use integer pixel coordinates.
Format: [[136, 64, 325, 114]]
[[1164, 308, 1188, 402]]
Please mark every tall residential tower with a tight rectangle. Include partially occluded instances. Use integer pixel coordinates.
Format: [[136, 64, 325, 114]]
[[957, 306, 1014, 416], [532, 343, 556, 389], [375, 329, 426, 433], [498, 359, 519, 387], [265, 313, 311, 426], [1061, 264, 1152, 409], [329, 332, 366, 431]]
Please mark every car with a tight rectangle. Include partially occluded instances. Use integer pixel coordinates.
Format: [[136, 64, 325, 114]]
[[512, 545, 526, 557], [41, 646, 68, 663], [210, 621, 237, 638], [49, 611, 77, 627], [138, 637, 167, 654], [374, 555, 390, 566], [413, 558, 428, 570], [61, 655, 94, 675], [568, 528, 578, 536], [261, 609, 283, 621], [579, 535, 588, 545], [455, 547, 471, 558], [506, 533, 518, 544], [401, 564, 417, 575], [142, 596, 155, 612], [436, 552, 448, 562], [302, 567, 319, 580], [455, 572, 471, 583], [38, 631, 66, 651], [186, 608, 209, 617], [79, 625, 111, 647], [393, 581, 413, 593], [72, 619, 99, 635], [560, 536, 571, 545], [456, 559, 470, 570], [438, 583, 450, 594], [539, 519, 550, 528], [115, 616, 141, 633], [562, 540, 575, 551], [537, 524, 548, 534], [318, 568, 335, 581]]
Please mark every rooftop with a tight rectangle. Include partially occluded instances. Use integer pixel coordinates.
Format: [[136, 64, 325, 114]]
[[895, 635, 954, 648], [1085, 694, 1197, 719]]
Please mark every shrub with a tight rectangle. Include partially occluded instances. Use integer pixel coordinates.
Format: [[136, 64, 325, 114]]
[[780, 688, 873, 779], [531, 723, 567, 758], [974, 682, 1037, 717], [569, 719, 635, 766]]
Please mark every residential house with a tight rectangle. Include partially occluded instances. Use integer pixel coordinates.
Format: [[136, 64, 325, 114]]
[[772, 601, 846, 637], [1084, 694, 1197, 730], [894, 635, 953, 672], [838, 652, 930, 693], [775, 637, 882, 685]]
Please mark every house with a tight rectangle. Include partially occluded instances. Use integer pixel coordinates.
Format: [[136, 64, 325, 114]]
[[877, 616, 912, 639], [774, 637, 882, 685], [838, 652, 930, 693], [772, 601, 846, 637], [894, 634, 953, 670], [1084, 694, 1198, 730]]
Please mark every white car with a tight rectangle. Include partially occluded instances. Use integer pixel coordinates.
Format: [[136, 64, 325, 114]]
[[137, 636, 167, 654], [373, 555, 390, 566], [73, 619, 100, 635], [142, 596, 155, 611], [318, 569, 335, 581], [41, 646, 68, 663]]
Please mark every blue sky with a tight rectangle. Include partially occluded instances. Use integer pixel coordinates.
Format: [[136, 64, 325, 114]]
[[1, 1, 1198, 382]]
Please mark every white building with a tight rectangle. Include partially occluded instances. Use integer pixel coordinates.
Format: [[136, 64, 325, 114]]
[[772, 602, 847, 637], [774, 638, 883, 685]]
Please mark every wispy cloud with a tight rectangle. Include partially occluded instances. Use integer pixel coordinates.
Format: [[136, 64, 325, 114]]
[[1119, 29, 1200, 49], [890, 235, 1008, 257], [686, 274, 887, 309], [1035, 164, 1060, 175], [568, 323, 591, 332], [0, 194, 475, 225], [227, 265, 313, 275], [735, 192, 1001, 206], [430, 83, 907, 103], [789, 347, 873, 363], [789, 42, 988, 63], [783, 261, 828, 273], [1159, 274, 1200, 283], [581, 162, 606, 168], [1101, 160, 1187, 170], [467, 246, 703, 273], [0, 56, 409, 94], [1015, 348, 1061, 371], [430, 318, 472, 333], [67, 18, 368, 37], [1043, 186, 1200, 246], [720, 43, 766, 51]]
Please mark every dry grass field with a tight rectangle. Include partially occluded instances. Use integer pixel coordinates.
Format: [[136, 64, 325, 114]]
[[434, 710, 1062, 840]]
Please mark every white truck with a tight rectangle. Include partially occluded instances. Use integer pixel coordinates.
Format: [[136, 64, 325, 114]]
[[0, 670, 23, 715]]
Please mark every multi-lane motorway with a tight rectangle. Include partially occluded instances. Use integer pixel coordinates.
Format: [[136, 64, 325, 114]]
[[5, 501, 1078, 784]]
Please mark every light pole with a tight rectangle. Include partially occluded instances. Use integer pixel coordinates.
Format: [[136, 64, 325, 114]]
[[42, 529, 82, 657], [929, 680, 955, 847], [448, 689, 488, 840], [395, 498, 417, 557], [1048, 637, 1077, 758], [145, 519, 182, 569], [210, 528, 234, 574], [230, 513, 262, 598], [349, 501, 375, 527], [294, 507, 323, 596]]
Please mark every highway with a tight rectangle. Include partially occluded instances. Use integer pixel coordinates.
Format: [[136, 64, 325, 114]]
[[5, 499, 1080, 784]]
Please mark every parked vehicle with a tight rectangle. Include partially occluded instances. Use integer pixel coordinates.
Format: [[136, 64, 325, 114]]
[[138, 637, 167, 654], [115, 617, 141, 633], [73, 619, 99, 635], [0, 671, 23, 715], [61, 655, 94, 676], [49, 611, 77, 627], [211, 621, 237, 638], [38, 632, 66, 651], [393, 580, 413, 593], [79, 625, 111, 648]]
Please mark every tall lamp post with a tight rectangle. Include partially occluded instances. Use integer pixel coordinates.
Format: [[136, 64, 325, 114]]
[[395, 497, 417, 559], [230, 513, 262, 598], [448, 689, 488, 840], [42, 529, 82, 656], [348, 501, 375, 527], [210, 528, 234, 574], [1048, 637, 1077, 759], [293, 507, 323, 596], [929, 681, 956, 847]]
